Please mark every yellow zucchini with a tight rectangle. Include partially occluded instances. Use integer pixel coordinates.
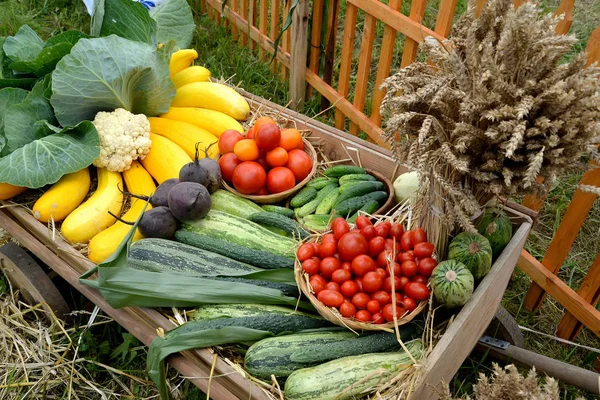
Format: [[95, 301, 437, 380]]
[[170, 82, 250, 121], [0, 183, 26, 200], [149, 117, 219, 159], [87, 162, 156, 263], [159, 107, 244, 137], [171, 66, 211, 88], [140, 133, 192, 184], [169, 49, 198, 78], [61, 168, 123, 244], [32, 168, 91, 223]]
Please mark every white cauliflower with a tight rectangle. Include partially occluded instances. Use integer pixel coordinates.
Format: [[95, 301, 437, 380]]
[[91, 108, 152, 172]]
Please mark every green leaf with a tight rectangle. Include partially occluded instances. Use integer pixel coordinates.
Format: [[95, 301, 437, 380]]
[[149, 0, 196, 49], [3, 25, 44, 63], [0, 87, 28, 153], [0, 120, 100, 188], [90, 0, 106, 37], [51, 35, 175, 127], [100, 0, 157, 44], [0, 38, 38, 89], [110, 333, 139, 362]]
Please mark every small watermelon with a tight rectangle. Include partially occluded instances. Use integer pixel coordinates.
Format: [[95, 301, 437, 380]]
[[476, 208, 512, 258], [447, 232, 492, 280], [430, 260, 474, 308]]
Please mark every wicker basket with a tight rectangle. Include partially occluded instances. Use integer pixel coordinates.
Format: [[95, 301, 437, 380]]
[[221, 138, 318, 205]]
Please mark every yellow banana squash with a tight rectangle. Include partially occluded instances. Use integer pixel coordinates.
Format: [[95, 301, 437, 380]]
[[171, 66, 211, 88], [159, 107, 244, 137], [88, 162, 156, 263], [32, 168, 91, 223], [0, 183, 26, 201], [170, 82, 250, 121], [140, 133, 192, 184], [149, 117, 219, 159], [61, 168, 123, 244], [169, 49, 198, 78]]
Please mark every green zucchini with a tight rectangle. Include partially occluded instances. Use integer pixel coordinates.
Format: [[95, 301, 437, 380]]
[[290, 187, 318, 208], [210, 189, 263, 218], [261, 205, 295, 218], [248, 212, 310, 239], [193, 304, 317, 321], [284, 339, 424, 400], [333, 181, 385, 206], [338, 173, 376, 185], [174, 231, 294, 269], [302, 214, 332, 231], [315, 187, 340, 215], [180, 210, 297, 258], [347, 200, 380, 223], [306, 176, 338, 189], [323, 165, 366, 177], [333, 191, 388, 217]]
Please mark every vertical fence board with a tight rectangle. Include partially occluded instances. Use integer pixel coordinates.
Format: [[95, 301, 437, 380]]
[[249, 0, 257, 51], [281, 0, 292, 80], [400, 0, 428, 68], [307, 0, 325, 99], [474, 0, 487, 17], [585, 27, 600, 66], [231, 0, 239, 39], [241, 0, 248, 45], [200, 0, 207, 13], [320, 0, 340, 110], [334, 4, 359, 130], [259, 0, 268, 60], [290, 0, 310, 109], [434, 0, 458, 37], [270, 0, 280, 73], [554, 0, 575, 35], [512, 0, 528, 8]]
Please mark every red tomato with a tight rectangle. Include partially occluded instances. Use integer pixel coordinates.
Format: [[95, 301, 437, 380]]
[[317, 290, 344, 307], [341, 261, 352, 272], [245, 126, 255, 139], [311, 242, 322, 255], [309, 278, 326, 294], [418, 258, 438, 277], [322, 233, 336, 245], [339, 302, 357, 318], [361, 225, 376, 240], [341, 280, 359, 297], [372, 291, 391, 306], [404, 282, 430, 300], [320, 257, 340, 278], [352, 293, 370, 309], [267, 167, 296, 194], [355, 310, 372, 322], [362, 271, 384, 293], [338, 232, 368, 261], [255, 187, 269, 195], [332, 218, 350, 240], [384, 238, 398, 251], [297, 243, 315, 261], [232, 161, 266, 194], [325, 281, 341, 292], [255, 155, 270, 171], [376, 250, 393, 268], [387, 262, 401, 277], [355, 216, 372, 229], [355, 278, 364, 292], [302, 259, 320, 275], [400, 297, 417, 312], [374, 268, 388, 279], [285, 149, 313, 181], [399, 277, 410, 292], [397, 251, 414, 262], [382, 304, 406, 322], [255, 124, 281, 151], [400, 231, 414, 251], [351, 254, 377, 277], [265, 147, 288, 167], [383, 276, 402, 293], [366, 300, 381, 314], [311, 274, 327, 285], [372, 313, 385, 324], [412, 228, 427, 246], [332, 269, 352, 284], [414, 242, 434, 258], [218, 130, 244, 154], [319, 242, 337, 258], [412, 275, 428, 284], [390, 223, 405, 240], [374, 222, 391, 238], [252, 116, 277, 134], [218, 153, 241, 183], [368, 237, 385, 257], [401, 261, 418, 277]]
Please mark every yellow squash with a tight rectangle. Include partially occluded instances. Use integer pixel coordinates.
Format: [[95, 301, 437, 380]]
[[61, 168, 123, 244], [140, 133, 192, 184], [171, 66, 211, 88], [169, 49, 198, 78], [32, 168, 91, 223], [170, 82, 250, 121], [159, 107, 244, 137], [87, 162, 156, 263], [0, 183, 26, 201], [149, 117, 219, 159]]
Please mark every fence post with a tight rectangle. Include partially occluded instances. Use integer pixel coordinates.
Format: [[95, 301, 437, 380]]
[[289, 0, 309, 110]]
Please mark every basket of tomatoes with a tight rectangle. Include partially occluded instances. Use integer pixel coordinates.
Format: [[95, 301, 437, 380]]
[[217, 117, 317, 204], [295, 216, 435, 330]]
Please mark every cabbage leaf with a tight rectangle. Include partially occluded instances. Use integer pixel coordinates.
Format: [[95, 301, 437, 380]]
[[149, 0, 195, 49]]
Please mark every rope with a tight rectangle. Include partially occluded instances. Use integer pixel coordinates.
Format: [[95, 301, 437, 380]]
[[518, 325, 600, 353]]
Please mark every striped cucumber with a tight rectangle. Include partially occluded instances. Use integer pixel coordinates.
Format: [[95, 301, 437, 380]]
[[210, 189, 263, 219], [323, 165, 366, 177], [315, 187, 340, 215], [290, 187, 318, 208], [193, 304, 318, 321], [261, 205, 295, 218], [248, 212, 310, 239], [338, 173, 376, 185]]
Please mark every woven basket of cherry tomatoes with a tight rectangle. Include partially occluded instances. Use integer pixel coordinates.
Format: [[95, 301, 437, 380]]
[[294, 216, 435, 331]]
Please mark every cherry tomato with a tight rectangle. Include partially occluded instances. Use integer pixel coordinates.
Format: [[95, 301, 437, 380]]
[[387, 262, 401, 277], [412, 275, 428, 284], [265, 147, 289, 167], [397, 251, 414, 262], [339, 302, 357, 318], [355, 216, 372, 229], [322, 233, 336, 245], [367, 300, 381, 314], [332, 218, 350, 240], [418, 258, 438, 277], [372, 312, 385, 324], [245, 126, 255, 139], [332, 269, 352, 284], [309, 278, 326, 294], [218, 130, 244, 154], [355, 278, 364, 292], [252, 116, 277, 134], [232, 161, 266, 194], [338, 232, 368, 261], [319, 242, 337, 258], [255, 155, 270, 171], [233, 139, 260, 161], [350, 228, 361, 233], [368, 237, 385, 257], [400, 297, 417, 312], [412, 228, 427, 246], [279, 128, 303, 151], [218, 152, 241, 183], [374, 268, 388, 279], [374, 221, 391, 238], [341, 280, 359, 298], [376, 250, 393, 268], [318, 290, 344, 307], [302, 259, 320, 275], [255, 123, 281, 151], [372, 291, 391, 306], [383, 276, 402, 293], [352, 293, 370, 309], [382, 304, 406, 322], [296, 243, 314, 261], [362, 271, 384, 293], [390, 223, 405, 240], [267, 167, 296, 194], [325, 281, 341, 292], [401, 260, 418, 277], [399, 277, 410, 292], [341, 261, 352, 272], [414, 242, 434, 258], [400, 231, 414, 251], [384, 238, 398, 251], [351, 254, 377, 277], [361, 225, 376, 240], [285, 149, 312, 181], [311, 274, 327, 285], [404, 282, 430, 301], [355, 310, 372, 322], [311, 242, 322, 255], [320, 257, 340, 278]]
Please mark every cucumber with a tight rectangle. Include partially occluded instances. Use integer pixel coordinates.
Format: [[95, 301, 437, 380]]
[[295, 198, 320, 218], [338, 181, 363, 194], [306, 176, 338, 190], [284, 339, 424, 400], [323, 165, 366, 177], [248, 212, 310, 239], [261, 205, 295, 219], [261, 225, 290, 237], [338, 173, 376, 185], [302, 214, 332, 231], [333, 191, 388, 217], [315, 187, 340, 215], [210, 189, 263, 218], [193, 304, 318, 321], [333, 181, 385, 206], [347, 200, 380, 223], [290, 187, 318, 208], [174, 231, 294, 269]]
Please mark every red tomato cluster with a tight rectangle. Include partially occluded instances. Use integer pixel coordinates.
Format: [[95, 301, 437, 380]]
[[217, 117, 313, 195], [296, 217, 435, 324]]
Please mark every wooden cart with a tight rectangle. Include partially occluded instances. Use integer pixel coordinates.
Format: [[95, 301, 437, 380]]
[[0, 93, 533, 400]]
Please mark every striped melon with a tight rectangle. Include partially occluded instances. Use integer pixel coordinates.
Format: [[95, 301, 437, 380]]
[[477, 208, 513, 259], [447, 232, 492, 280], [430, 260, 474, 308]]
